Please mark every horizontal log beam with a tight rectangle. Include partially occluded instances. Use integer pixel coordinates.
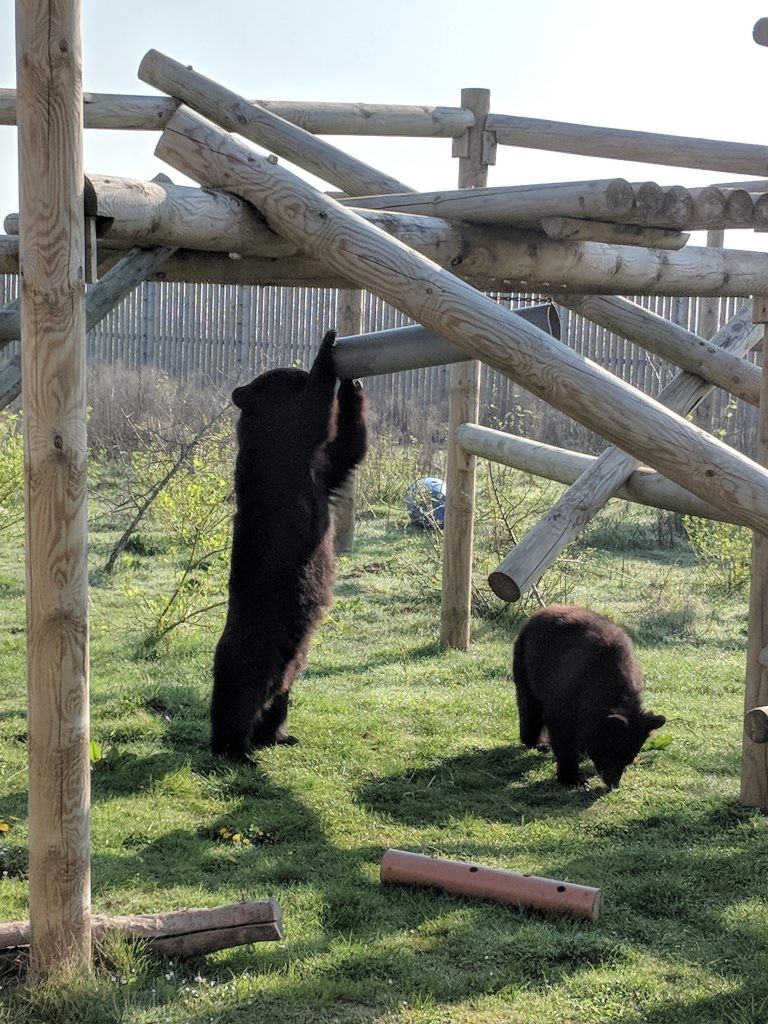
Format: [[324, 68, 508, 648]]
[[556, 295, 761, 406], [342, 179, 636, 224], [0, 87, 474, 136], [156, 103, 768, 535], [138, 50, 413, 196], [0, 900, 284, 956], [456, 423, 744, 524], [486, 113, 768, 176], [333, 304, 560, 377], [3, 227, 768, 296], [540, 216, 688, 250]]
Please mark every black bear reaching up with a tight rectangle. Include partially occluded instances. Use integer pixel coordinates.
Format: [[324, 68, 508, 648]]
[[211, 330, 368, 760], [512, 605, 665, 789]]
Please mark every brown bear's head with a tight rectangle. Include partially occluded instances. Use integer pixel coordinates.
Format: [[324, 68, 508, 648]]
[[590, 710, 666, 789]]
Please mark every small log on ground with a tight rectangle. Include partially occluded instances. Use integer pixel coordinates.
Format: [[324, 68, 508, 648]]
[[339, 179, 636, 224], [0, 900, 283, 957], [488, 304, 763, 601], [540, 216, 688, 250], [138, 49, 412, 197], [333, 304, 560, 378], [455, 424, 745, 525], [380, 849, 601, 922], [555, 294, 761, 406], [154, 103, 768, 534]]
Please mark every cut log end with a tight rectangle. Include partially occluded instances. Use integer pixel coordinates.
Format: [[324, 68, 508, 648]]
[[487, 569, 522, 603], [745, 705, 768, 744]]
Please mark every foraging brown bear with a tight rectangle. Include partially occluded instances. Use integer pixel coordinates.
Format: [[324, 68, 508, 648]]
[[512, 605, 665, 788], [211, 330, 368, 760]]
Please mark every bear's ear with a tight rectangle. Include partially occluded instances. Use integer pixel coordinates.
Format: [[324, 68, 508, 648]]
[[606, 712, 629, 729], [231, 384, 248, 409]]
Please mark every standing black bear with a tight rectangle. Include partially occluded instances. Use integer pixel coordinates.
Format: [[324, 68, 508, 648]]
[[211, 329, 368, 760], [512, 604, 665, 788]]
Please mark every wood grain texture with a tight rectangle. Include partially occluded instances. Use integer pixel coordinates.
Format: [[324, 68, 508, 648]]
[[333, 288, 363, 554], [138, 50, 413, 196], [16, 0, 90, 973], [540, 217, 688, 250], [488, 305, 763, 601], [154, 105, 768, 535]]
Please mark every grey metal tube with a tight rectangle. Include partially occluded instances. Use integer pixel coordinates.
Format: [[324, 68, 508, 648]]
[[334, 302, 560, 378]]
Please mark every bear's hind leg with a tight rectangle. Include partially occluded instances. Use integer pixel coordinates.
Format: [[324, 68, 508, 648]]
[[250, 691, 298, 747], [516, 687, 547, 751], [211, 663, 272, 761]]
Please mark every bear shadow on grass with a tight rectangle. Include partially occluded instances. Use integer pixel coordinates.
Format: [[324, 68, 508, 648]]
[[357, 743, 605, 828]]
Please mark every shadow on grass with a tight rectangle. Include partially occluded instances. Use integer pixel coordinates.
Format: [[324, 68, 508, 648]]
[[357, 744, 604, 827]]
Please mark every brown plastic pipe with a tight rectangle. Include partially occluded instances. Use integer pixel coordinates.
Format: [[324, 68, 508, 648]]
[[380, 849, 601, 922]]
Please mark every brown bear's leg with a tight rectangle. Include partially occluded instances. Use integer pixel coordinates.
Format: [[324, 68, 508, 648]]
[[250, 691, 298, 747]]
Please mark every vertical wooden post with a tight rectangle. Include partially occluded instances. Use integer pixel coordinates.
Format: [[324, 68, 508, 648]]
[[334, 288, 364, 554], [16, 0, 91, 971], [440, 88, 491, 649], [693, 228, 725, 432], [743, 297, 768, 810]]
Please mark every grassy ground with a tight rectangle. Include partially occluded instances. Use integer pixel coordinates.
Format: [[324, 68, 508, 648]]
[[0, 473, 766, 1024]]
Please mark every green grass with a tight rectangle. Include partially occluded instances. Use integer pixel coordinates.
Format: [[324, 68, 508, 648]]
[[0, 480, 766, 1024]]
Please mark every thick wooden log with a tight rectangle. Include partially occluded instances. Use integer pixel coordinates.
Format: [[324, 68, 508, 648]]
[[555, 294, 761, 406], [633, 181, 666, 220], [486, 112, 768, 175], [138, 49, 412, 197], [333, 304, 560, 378], [0, 247, 176, 410], [380, 849, 601, 921], [84, 174, 296, 256], [17, 0, 91, 974], [6, 230, 768, 296], [455, 424, 744, 525], [540, 216, 688, 250], [0, 900, 284, 956], [341, 178, 636, 224], [5, 178, 489, 259], [488, 305, 763, 601], [155, 105, 768, 535], [0, 88, 473, 136]]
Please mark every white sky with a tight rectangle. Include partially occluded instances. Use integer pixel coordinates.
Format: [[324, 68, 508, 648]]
[[3, 0, 768, 249]]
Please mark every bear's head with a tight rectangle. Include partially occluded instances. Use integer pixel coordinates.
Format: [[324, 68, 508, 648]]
[[589, 710, 666, 789]]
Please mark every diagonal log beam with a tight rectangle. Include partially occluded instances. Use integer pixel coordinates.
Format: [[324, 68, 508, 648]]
[[555, 294, 761, 407], [0, 246, 176, 410], [154, 103, 768, 535], [138, 49, 412, 197], [488, 304, 763, 601]]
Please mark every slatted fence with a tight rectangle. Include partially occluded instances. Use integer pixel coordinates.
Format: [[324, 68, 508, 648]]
[[0, 275, 757, 453]]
